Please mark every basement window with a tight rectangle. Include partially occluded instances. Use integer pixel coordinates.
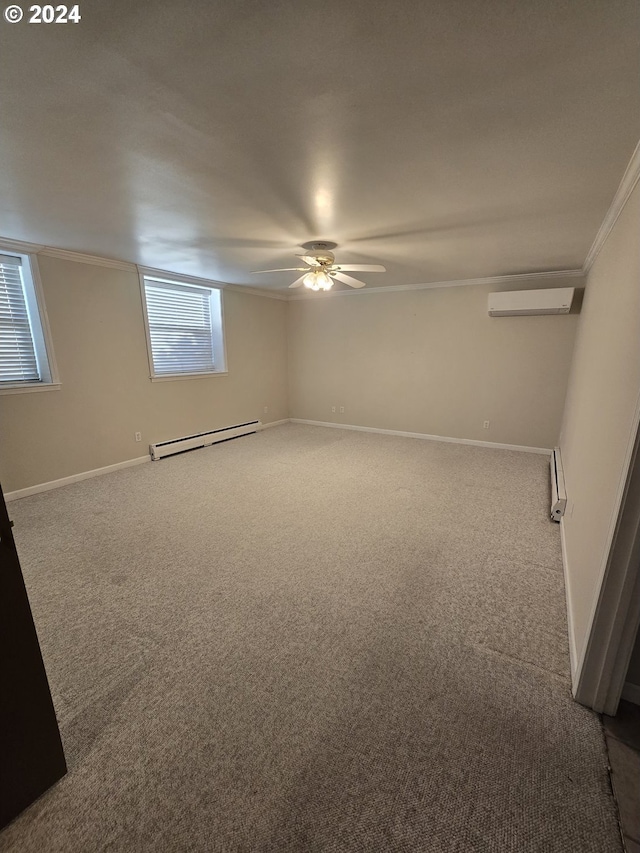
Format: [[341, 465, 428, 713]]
[[140, 274, 227, 381], [0, 251, 60, 395]]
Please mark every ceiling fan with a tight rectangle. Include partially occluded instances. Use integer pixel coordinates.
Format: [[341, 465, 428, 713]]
[[251, 241, 386, 290]]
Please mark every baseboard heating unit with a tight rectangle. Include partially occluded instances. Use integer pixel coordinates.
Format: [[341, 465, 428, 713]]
[[550, 447, 567, 522], [150, 421, 260, 461]]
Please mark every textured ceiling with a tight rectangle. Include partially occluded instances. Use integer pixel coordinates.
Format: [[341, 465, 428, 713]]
[[0, 0, 639, 291]]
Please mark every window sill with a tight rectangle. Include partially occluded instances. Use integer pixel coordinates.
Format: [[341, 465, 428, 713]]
[[150, 372, 228, 383], [0, 382, 61, 396]]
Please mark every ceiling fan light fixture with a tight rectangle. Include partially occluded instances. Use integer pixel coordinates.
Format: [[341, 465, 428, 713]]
[[303, 270, 333, 291], [254, 243, 385, 289]]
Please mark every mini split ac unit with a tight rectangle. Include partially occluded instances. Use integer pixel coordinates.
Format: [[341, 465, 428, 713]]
[[488, 287, 575, 317]]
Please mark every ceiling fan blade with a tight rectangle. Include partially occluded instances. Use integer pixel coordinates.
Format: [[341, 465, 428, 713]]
[[333, 264, 386, 272], [288, 275, 307, 289], [295, 254, 321, 266], [333, 272, 367, 289], [251, 267, 308, 273]]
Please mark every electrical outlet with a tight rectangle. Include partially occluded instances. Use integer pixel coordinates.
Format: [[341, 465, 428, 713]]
[[263, 406, 269, 414], [135, 431, 142, 442], [331, 406, 336, 413], [483, 420, 490, 430], [339, 406, 345, 414]]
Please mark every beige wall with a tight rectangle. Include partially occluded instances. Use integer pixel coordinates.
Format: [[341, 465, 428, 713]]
[[0, 256, 288, 493], [559, 181, 640, 674], [0, 258, 582, 495], [288, 279, 581, 449], [628, 632, 640, 688]]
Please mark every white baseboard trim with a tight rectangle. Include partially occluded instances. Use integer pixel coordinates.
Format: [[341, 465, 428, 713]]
[[3, 419, 546, 500], [289, 419, 551, 454], [259, 418, 290, 430], [4, 455, 151, 502], [560, 519, 579, 691], [5, 422, 291, 501], [622, 681, 640, 706]]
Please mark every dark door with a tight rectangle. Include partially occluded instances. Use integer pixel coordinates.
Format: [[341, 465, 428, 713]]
[[0, 483, 66, 829]]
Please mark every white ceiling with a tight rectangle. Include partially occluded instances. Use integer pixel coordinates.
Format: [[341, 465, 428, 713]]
[[1, 0, 638, 292]]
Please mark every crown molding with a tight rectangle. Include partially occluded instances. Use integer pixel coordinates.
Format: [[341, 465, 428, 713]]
[[287, 268, 584, 300], [0, 236, 285, 299], [40, 247, 137, 272], [583, 138, 640, 274], [0, 237, 587, 303], [0, 236, 138, 271], [0, 236, 45, 254]]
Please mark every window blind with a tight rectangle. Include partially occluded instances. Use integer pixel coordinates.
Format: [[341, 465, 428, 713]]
[[0, 256, 40, 383], [144, 279, 215, 375]]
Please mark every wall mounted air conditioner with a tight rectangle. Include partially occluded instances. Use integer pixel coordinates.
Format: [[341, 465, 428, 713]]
[[488, 287, 574, 317]]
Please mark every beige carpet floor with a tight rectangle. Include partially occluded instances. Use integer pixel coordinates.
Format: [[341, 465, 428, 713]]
[[1, 423, 622, 852]]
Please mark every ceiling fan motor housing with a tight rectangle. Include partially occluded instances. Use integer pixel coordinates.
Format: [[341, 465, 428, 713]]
[[300, 241, 337, 266], [314, 252, 335, 266]]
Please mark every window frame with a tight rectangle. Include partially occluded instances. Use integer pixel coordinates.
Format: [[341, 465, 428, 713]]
[[0, 249, 60, 395], [139, 270, 227, 382]]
